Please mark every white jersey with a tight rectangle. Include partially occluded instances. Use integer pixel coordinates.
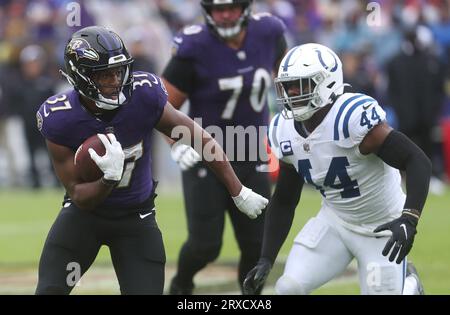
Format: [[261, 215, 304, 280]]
[[268, 93, 406, 236]]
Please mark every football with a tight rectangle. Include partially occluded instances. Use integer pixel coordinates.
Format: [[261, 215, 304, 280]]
[[74, 134, 106, 182]]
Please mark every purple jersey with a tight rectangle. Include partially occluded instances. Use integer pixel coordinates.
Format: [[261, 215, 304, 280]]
[[169, 14, 285, 160], [36, 71, 167, 210]]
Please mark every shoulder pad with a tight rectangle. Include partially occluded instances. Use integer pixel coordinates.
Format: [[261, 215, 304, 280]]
[[37, 92, 75, 144], [251, 12, 286, 33], [268, 113, 284, 160], [171, 25, 207, 59], [132, 71, 168, 102], [334, 93, 386, 148]]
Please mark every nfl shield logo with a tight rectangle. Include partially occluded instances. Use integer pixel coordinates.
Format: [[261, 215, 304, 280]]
[[237, 51, 246, 60], [303, 143, 310, 152], [105, 126, 115, 134]]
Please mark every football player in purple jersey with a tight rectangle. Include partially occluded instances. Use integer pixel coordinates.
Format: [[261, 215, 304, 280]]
[[162, 0, 287, 294], [35, 26, 267, 295]]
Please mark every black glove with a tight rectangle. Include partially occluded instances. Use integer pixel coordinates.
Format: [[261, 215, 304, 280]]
[[373, 210, 419, 264], [243, 258, 272, 295]]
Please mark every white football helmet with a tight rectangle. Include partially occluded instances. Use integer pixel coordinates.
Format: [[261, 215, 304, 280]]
[[275, 43, 346, 121]]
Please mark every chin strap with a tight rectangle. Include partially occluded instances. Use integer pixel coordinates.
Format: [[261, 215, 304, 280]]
[[204, 6, 249, 39], [329, 83, 351, 104], [95, 92, 126, 110], [59, 69, 76, 86], [216, 24, 242, 38]]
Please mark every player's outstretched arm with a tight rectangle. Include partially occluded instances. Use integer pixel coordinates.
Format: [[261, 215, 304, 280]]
[[156, 102, 268, 219], [360, 122, 432, 263], [243, 161, 304, 294], [46, 134, 124, 210]]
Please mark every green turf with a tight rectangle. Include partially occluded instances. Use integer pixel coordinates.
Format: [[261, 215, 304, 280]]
[[0, 187, 449, 294], [0, 187, 321, 265]]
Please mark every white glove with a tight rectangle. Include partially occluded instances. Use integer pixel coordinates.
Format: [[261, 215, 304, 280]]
[[171, 142, 201, 171], [88, 133, 125, 181], [232, 186, 268, 219]]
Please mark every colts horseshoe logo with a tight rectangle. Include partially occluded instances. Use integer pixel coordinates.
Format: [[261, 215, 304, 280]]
[[315, 48, 338, 72]]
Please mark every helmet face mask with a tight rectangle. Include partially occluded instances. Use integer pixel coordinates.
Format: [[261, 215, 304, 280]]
[[62, 26, 134, 110], [275, 43, 344, 121], [89, 65, 130, 106], [275, 74, 324, 121], [201, 0, 253, 39]]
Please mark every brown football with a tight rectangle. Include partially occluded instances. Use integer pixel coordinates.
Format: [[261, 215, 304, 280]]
[[74, 134, 106, 182]]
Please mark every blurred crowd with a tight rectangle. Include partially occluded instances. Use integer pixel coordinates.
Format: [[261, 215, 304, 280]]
[[0, 0, 449, 193]]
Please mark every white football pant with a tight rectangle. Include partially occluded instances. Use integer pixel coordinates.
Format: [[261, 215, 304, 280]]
[[275, 210, 414, 295]]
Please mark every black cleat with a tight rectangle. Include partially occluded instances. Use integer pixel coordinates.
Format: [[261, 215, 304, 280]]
[[169, 277, 194, 295]]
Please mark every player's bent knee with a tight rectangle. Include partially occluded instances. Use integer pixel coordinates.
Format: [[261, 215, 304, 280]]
[[275, 275, 308, 295], [199, 247, 221, 262], [189, 242, 222, 263]]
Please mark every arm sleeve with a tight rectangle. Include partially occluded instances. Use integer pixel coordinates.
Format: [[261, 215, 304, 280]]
[[162, 56, 196, 95], [376, 130, 431, 213], [162, 27, 201, 94], [261, 161, 304, 264]]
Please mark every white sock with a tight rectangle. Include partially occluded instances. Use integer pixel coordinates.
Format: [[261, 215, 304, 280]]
[[402, 275, 418, 295]]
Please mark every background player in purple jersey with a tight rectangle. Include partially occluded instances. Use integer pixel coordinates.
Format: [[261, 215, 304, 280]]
[[162, 0, 287, 294], [34, 26, 268, 295]]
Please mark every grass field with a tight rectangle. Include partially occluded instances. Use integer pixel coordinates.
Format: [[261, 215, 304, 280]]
[[0, 186, 449, 294]]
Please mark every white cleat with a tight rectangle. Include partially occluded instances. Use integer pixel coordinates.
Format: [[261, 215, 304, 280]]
[[406, 262, 425, 295]]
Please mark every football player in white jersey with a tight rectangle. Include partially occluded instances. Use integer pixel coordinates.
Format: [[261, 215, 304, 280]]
[[243, 43, 430, 295]]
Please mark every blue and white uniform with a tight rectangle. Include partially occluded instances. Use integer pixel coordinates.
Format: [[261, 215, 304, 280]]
[[268, 93, 408, 294]]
